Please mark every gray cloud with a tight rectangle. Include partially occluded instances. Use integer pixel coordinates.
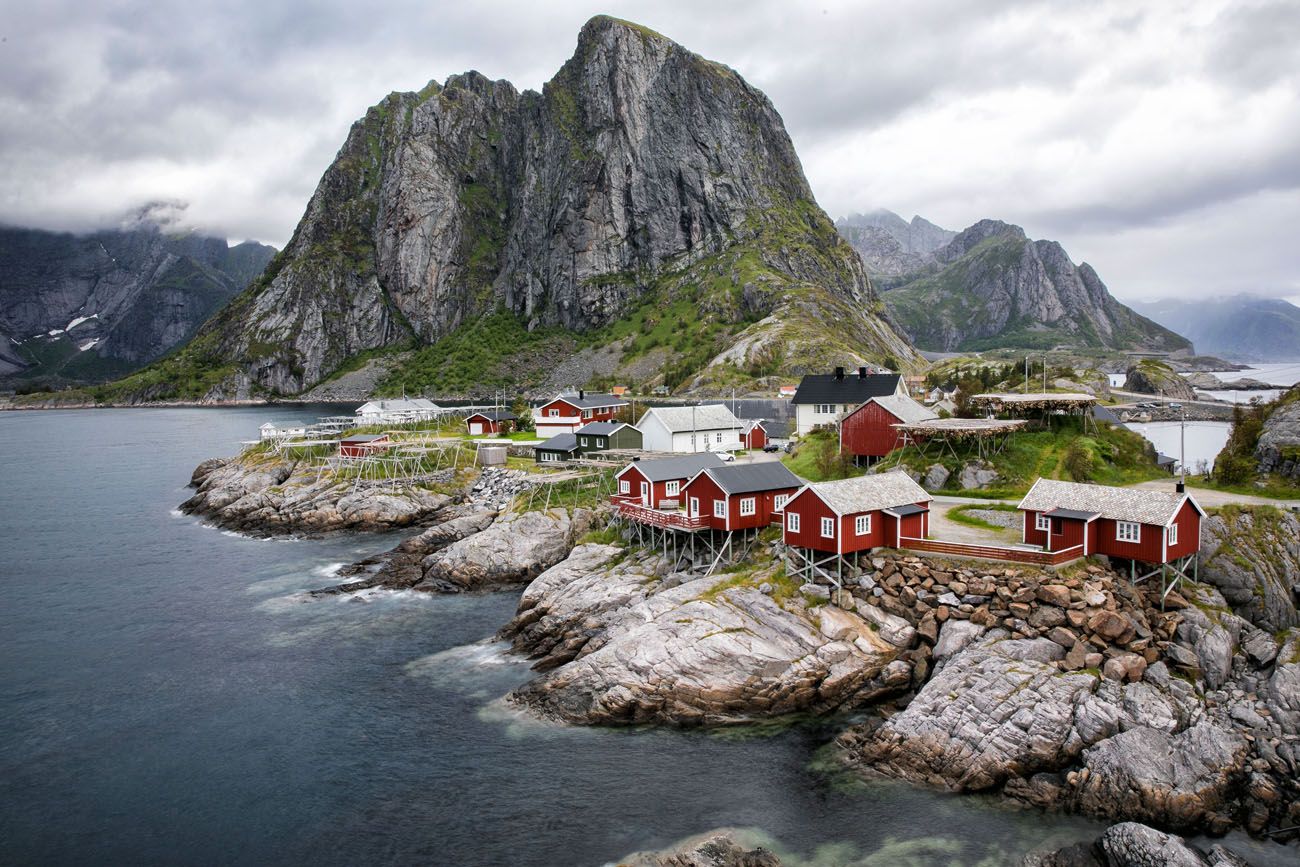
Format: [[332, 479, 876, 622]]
[[0, 0, 1295, 301]]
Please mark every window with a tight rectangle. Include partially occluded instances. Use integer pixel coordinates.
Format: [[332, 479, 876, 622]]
[[580, 437, 588, 447], [540, 452, 555, 462], [787, 512, 800, 532], [773, 494, 789, 511], [548, 409, 559, 418], [1167, 523, 1178, 546], [597, 438, 605, 448], [619, 480, 630, 494], [1035, 513, 1050, 531], [689, 497, 699, 517], [583, 409, 592, 419], [1117, 521, 1141, 543], [665, 480, 679, 496], [821, 517, 835, 538], [740, 497, 756, 516], [715, 432, 723, 443], [713, 500, 726, 518], [855, 514, 871, 535], [815, 403, 835, 415]]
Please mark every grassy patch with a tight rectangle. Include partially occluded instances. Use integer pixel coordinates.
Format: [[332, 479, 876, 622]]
[[947, 503, 1019, 531], [782, 430, 863, 482]]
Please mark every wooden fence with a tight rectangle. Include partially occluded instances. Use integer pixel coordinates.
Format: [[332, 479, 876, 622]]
[[899, 537, 1084, 566], [614, 499, 706, 531]]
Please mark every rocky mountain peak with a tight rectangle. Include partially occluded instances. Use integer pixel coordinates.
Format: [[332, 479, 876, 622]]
[[935, 219, 1026, 263]]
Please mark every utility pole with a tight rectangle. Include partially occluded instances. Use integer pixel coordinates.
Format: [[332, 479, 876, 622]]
[[692, 403, 697, 453], [1025, 355, 1029, 394], [1180, 403, 1186, 484]]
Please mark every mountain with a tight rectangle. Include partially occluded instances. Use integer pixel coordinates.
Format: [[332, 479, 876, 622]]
[[111, 16, 916, 402], [877, 219, 1190, 353], [1130, 295, 1300, 362], [0, 222, 275, 384], [836, 210, 955, 284]]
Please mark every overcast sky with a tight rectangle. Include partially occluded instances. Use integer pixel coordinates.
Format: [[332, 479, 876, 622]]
[[1, 0, 1297, 303]]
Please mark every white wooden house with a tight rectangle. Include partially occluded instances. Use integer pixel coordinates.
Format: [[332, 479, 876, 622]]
[[635, 405, 744, 453]]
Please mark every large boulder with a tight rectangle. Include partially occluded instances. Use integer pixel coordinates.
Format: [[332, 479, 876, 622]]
[[508, 564, 903, 726], [321, 507, 497, 592], [1200, 507, 1300, 632], [1073, 722, 1250, 833], [619, 829, 782, 867], [1096, 823, 1209, 867], [958, 460, 999, 489], [417, 508, 591, 592], [841, 638, 1105, 790], [1255, 396, 1300, 480], [1123, 362, 1196, 400]]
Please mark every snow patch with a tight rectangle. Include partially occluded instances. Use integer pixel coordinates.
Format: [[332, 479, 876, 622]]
[[66, 314, 99, 330], [77, 338, 101, 352], [47, 329, 64, 337]]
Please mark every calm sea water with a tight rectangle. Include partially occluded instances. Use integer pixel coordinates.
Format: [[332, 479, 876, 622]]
[[1, 407, 1289, 865]]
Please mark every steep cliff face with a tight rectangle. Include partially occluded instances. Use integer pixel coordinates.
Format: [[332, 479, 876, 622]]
[[1132, 294, 1300, 362], [0, 224, 274, 382], [879, 220, 1190, 353], [159, 16, 915, 398]]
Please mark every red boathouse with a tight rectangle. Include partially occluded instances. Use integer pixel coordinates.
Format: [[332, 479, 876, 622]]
[[680, 462, 802, 532], [740, 420, 768, 451], [465, 410, 517, 436], [339, 433, 390, 459], [839, 394, 937, 463], [613, 454, 726, 510]]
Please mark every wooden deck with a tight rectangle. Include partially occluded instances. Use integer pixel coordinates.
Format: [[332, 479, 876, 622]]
[[613, 497, 706, 531], [899, 536, 1084, 566]]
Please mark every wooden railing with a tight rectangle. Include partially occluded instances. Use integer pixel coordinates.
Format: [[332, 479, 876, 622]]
[[614, 498, 707, 530], [899, 537, 1084, 566]]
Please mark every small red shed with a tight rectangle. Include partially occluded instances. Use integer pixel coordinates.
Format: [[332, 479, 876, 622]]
[[680, 462, 802, 531], [613, 454, 726, 509], [339, 433, 390, 459], [840, 394, 937, 462], [740, 420, 768, 451], [465, 410, 517, 436], [1017, 478, 1204, 564], [782, 471, 932, 556]]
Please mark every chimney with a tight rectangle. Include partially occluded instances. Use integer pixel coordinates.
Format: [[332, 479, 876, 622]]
[[858, 366, 868, 379], [1176, 481, 1185, 493], [834, 366, 845, 381], [579, 389, 585, 400]]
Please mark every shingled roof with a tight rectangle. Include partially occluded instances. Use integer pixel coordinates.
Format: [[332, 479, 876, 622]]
[[617, 453, 725, 482], [638, 404, 742, 432], [797, 471, 931, 516], [850, 394, 937, 424], [692, 462, 802, 495], [1018, 479, 1201, 526]]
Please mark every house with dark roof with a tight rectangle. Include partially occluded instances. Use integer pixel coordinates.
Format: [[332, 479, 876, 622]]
[[576, 421, 642, 453], [1017, 478, 1203, 563], [534, 433, 581, 464], [782, 471, 932, 556], [613, 454, 726, 508], [791, 367, 904, 435], [681, 462, 802, 531], [533, 391, 629, 438], [465, 409, 517, 436]]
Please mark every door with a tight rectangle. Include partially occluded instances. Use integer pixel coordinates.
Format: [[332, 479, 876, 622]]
[[641, 482, 649, 506], [689, 497, 699, 518], [469, 422, 483, 435]]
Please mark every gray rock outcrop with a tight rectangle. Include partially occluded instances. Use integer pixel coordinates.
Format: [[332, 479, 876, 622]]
[[619, 828, 782, 867], [1255, 395, 1300, 480], [415, 508, 591, 592], [1123, 361, 1198, 400], [1200, 507, 1300, 632]]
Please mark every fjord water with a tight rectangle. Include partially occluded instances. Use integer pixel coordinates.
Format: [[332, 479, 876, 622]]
[[0, 408, 1260, 865]]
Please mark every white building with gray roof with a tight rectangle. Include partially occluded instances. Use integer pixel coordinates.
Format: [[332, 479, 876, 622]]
[[635, 404, 745, 453]]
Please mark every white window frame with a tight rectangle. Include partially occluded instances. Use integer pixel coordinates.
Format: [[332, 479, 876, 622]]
[[773, 494, 789, 511], [1035, 513, 1050, 531], [715, 432, 723, 443], [689, 497, 700, 517], [583, 409, 592, 419], [619, 480, 630, 494], [855, 514, 871, 536], [739, 497, 756, 516], [580, 437, 588, 447], [821, 517, 835, 538], [1116, 521, 1141, 543], [713, 499, 726, 518], [548, 408, 559, 418], [787, 512, 800, 532], [1167, 523, 1178, 546], [665, 480, 679, 496]]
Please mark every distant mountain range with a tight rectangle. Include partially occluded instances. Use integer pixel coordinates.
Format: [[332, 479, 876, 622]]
[[838, 210, 1190, 354], [1130, 295, 1300, 362], [0, 222, 275, 384]]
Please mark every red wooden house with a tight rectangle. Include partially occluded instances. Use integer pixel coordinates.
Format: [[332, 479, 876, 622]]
[[782, 471, 932, 556], [839, 394, 936, 462], [1017, 479, 1204, 564], [613, 454, 726, 509], [534, 391, 628, 438], [740, 420, 768, 451], [680, 462, 802, 532], [465, 410, 517, 436], [339, 433, 390, 459]]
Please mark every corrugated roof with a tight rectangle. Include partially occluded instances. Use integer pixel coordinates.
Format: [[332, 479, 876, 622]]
[[1018, 479, 1198, 526], [553, 392, 628, 409], [792, 373, 900, 405], [619, 453, 725, 482], [1044, 507, 1100, 521], [852, 394, 938, 424], [800, 471, 931, 516], [885, 503, 929, 517], [535, 433, 579, 453], [698, 462, 802, 495], [639, 404, 743, 433], [341, 434, 388, 442], [355, 398, 440, 412], [576, 421, 630, 436]]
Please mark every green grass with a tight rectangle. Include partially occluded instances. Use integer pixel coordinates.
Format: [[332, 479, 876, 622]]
[[947, 503, 1019, 531], [781, 431, 864, 482]]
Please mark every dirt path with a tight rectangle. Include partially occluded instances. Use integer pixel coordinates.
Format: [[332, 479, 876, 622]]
[[927, 497, 1020, 545]]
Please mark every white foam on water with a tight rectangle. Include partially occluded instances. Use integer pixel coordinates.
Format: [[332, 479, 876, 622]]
[[169, 509, 185, 518], [407, 641, 515, 677], [311, 562, 345, 579]]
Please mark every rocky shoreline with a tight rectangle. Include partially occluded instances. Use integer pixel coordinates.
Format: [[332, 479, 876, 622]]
[[177, 446, 1300, 859]]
